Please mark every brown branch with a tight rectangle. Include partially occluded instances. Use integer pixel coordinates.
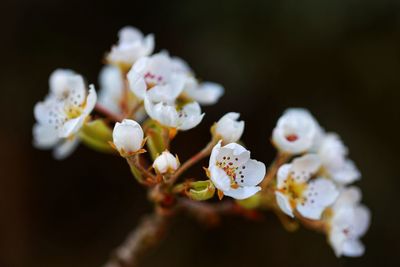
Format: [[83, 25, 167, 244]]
[[169, 140, 217, 185], [103, 213, 170, 267], [261, 153, 291, 189]]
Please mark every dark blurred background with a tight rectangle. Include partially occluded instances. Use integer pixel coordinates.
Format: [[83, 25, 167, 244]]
[[1, 0, 399, 266]]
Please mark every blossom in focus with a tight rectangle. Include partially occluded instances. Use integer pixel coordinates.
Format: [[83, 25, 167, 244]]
[[153, 151, 180, 174], [214, 112, 244, 143], [127, 52, 186, 103], [327, 187, 371, 257], [112, 119, 144, 156], [275, 154, 339, 220], [33, 69, 97, 159], [107, 26, 154, 68], [318, 133, 361, 185], [172, 57, 224, 105], [144, 97, 204, 131], [208, 141, 266, 200], [272, 108, 321, 154]]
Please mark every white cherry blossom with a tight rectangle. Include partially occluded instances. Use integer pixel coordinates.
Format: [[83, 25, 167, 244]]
[[208, 141, 266, 200], [318, 133, 361, 185], [144, 97, 204, 131], [214, 112, 244, 143], [153, 151, 180, 174], [127, 52, 186, 103], [272, 108, 322, 154], [107, 26, 154, 67], [328, 187, 371, 257], [112, 119, 144, 156], [33, 69, 97, 159], [275, 154, 339, 220], [98, 65, 124, 115]]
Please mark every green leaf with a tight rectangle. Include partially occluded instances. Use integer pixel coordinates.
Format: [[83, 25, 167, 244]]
[[143, 119, 170, 160]]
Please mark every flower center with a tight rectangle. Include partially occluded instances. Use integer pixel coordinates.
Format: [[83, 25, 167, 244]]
[[285, 134, 299, 142], [216, 156, 241, 189], [144, 72, 164, 89], [279, 177, 308, 206]]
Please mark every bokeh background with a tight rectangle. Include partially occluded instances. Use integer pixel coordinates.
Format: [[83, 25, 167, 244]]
[[1, 0, 399, 266]]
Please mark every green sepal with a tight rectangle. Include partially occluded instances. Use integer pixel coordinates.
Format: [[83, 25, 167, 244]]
[[236, 192, 262, 209], [175, 180, 215, 201], [79, 119, 115, 153], [143, 119, 170, 160]]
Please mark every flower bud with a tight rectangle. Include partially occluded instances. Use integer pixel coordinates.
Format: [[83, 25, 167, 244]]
[[152, 151, 180, 174], [214, 112, 244, 143], [112, 119, 144, 155]]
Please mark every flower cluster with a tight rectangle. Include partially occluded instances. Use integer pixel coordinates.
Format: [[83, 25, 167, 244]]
[[33, 26, 370, 263], [272, 108, 370, 257]]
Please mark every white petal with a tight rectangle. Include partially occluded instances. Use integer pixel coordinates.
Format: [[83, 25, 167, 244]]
[[98, 65, 124, 114], [83, 85, 97, 116], [290, 154, 321, 183], [215, 112, 245, 143], [318, 133, 348, 170], [277, 164, 291, 188], [297, 178, 339, 220], [341, 239, 365, 257], [275, 191, 294, 218], [209, 165, 231, 192], [224, 186, 261, 200], [185, 81, 224, 105], [330, 160, 361, 185], [177, 102, 204, 130], [333, 186, 362, 209], [239, 159, 266, 186], [32, 123, 60, 149], [53, 137, 80, 160]]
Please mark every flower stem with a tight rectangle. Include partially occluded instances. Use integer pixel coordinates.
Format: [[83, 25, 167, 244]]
[[261, 152, 291, 189], [169, 139, 217, 185], [95, 103, 124, 122], [102, 213, 170, 267], [126, 155, 156, 185]]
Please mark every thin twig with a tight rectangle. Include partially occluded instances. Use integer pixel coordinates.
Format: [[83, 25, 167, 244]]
[[103, 213, 170, 267], [169, 140, 217, 185], [260, 153, 291, 189]]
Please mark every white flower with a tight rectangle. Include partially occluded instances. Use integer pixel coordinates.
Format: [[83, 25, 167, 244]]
[[112, 119, 144, 155], [144, 97, 204, 131], [127, 52, 186, 103], [328, 187, 371, 257], [171, 57, 224, 105], [153, 151, 180, 174], [107, 26, 154, 67], [33, 69, 97, 159], [272, 108, 321, 154], [318, 133, 361, 185], [214, 112, 244, 143], [208, 141, 266, 200], [275, 154, 339, 220], [98, 65, 124, 114]]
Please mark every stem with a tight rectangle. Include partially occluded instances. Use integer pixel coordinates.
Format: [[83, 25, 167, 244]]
[[103, 213, 170, 267], [260, 153, 291, 189], [95, 103, 124, 122], [126, 155, 156, 185], [169, 140, 217, 185], [294, 211, 327, 233]]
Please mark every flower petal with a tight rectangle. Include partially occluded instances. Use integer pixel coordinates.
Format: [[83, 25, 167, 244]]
[[275, 191, 295, 218], [224, 186, 261, 200]]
